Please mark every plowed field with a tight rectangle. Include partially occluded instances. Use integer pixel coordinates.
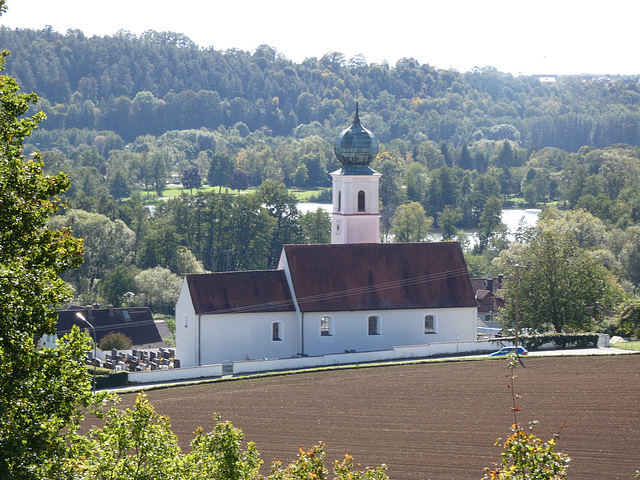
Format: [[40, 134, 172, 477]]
[[122, 355, 640, 479]]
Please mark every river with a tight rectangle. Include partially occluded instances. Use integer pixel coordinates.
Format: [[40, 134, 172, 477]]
[[297, 203, 540, 242]]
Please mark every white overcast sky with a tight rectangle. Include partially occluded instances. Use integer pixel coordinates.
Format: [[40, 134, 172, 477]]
[[2, 0, 640, 76]]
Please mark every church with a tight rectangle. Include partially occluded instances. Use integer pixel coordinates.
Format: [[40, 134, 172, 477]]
[[175, 105, 478, 367]]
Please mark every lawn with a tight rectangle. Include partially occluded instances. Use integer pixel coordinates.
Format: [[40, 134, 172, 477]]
[[156, 185, 326, 201], [615, 340, 640, 351], [117, 355, 640, 480]]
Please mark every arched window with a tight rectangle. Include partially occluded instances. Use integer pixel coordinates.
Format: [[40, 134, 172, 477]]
[[320, 316, 333, 336], [424, 314, 436, 334], [357, 190, 365, 211], [272, 322, 283, 341], [368, 315, 380, 335]]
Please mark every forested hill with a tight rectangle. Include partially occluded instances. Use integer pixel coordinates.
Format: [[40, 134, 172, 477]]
[[3, 26, 640, 149]]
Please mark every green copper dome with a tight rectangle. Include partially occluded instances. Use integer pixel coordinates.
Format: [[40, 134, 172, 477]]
[[334, 103, 378, 167]]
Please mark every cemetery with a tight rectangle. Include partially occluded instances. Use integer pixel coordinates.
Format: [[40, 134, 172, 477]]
[[85, 347, 180, 372]]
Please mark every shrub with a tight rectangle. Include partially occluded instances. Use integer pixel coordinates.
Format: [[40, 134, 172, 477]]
[[490, 333, 599, 351], [98, 332, 132, 351], [94, 372, 128, 389]]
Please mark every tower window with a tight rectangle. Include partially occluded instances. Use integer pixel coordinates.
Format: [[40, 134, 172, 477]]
[[338, 191, 342, 212], [357, 190, 365, 212]]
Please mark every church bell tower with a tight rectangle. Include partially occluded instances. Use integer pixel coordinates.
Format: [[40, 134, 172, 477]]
[[331, 101, 381, 244]]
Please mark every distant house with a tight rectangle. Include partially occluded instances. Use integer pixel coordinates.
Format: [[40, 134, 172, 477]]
[[50, 305, 171, 349], [471, 276, 505, 335]]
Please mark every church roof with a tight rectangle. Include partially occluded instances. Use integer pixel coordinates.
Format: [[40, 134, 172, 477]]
[[283, 243, 476, 312], [186, 270, 295, 315]]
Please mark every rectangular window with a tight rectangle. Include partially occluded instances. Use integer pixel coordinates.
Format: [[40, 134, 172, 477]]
[[272, 322, 282, 341], [320, 316, 333, 336], [368, 315, 380, 335], [424, 314, 435, 334]]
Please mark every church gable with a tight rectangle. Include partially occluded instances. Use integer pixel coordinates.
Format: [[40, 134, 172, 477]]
[[186, 270, 295, 315], [282, 243, 476, 312]]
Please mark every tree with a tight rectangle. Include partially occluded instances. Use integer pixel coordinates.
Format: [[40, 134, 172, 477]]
[[134, 266, 182, 314], [108, 169, 131, 199], [474, 195, 507, 254], [458, 143, 473, 170], [437, 205, 462, 240], [207, 152, 236, 193], [392, 202, 433, 243], [182, 165, 202, 193], [617, 295, 640, 338], [48, 209, 136, 295], [291, 163, 309, 188], [257, 180, 302, 267], [229, 167, 250, 191], [150, 152, 167, 196], [99, 265, 138, 307], [300, 208, 331, 244], [497, 231, 614, 333], [0, 28, 96, 477]]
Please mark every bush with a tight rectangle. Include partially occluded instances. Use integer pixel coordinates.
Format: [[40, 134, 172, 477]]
[[99, 332, 132, 351], [94, 371, 128, 389], [490, 333, 600, 351]]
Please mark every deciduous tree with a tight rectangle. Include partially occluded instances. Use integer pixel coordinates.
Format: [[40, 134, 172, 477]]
[[497, 231, 615, 333], [182, 165, 202, 193], [392, 202, 433, 243], [0, 26, 96, 476]]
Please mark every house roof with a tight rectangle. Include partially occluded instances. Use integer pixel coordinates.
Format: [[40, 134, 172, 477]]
[[470, 277, 505, 313], [186, 270, 295, 315], [283, 242, 476, 312], [56, 306, 167, 347]]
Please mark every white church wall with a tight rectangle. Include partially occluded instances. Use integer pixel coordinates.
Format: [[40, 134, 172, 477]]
[[302, 307, 477, 357], [175, 279, 199, 367], [197, 311, 299, 366]]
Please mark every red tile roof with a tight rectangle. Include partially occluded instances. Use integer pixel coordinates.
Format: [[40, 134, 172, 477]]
[[186, 270, 295, 315], [283, 243, 476, 312]]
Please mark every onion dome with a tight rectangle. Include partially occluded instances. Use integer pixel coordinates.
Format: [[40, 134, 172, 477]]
[[334, 102, 378, 167]]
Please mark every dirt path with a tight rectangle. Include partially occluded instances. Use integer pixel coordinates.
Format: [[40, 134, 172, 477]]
[[121, 355, 640, 479]]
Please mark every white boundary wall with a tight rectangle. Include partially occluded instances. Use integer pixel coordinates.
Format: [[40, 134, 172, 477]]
[[116, 334, 612, 385], [129, 364, 223, 384], [128, 340, 495, 384]]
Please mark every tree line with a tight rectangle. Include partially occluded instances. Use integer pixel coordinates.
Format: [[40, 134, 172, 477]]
[[3, 26, 640, 149]]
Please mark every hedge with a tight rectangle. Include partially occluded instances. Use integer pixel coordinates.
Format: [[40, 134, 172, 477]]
[[94, 371, 129, 389], [489, 333, 600, 351]]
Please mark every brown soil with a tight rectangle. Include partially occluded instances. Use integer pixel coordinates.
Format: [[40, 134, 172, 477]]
[[120, 355, 640, 480]]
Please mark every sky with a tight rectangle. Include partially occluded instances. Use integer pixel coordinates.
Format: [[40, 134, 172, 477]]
[[3, 0, 640, 76]]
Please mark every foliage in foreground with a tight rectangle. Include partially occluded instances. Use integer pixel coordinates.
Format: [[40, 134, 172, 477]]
[[0, 21, 103, 476], [75, 393, 388, 480], [483, 353, 570, 479]]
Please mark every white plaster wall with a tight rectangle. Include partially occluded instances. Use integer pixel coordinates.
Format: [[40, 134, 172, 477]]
[[331, 172, 381, 244], [197, 311, 299, 365], [332, 174, 381, 215], [175, 279, 199, 367], [302, 307, 477, 357]]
